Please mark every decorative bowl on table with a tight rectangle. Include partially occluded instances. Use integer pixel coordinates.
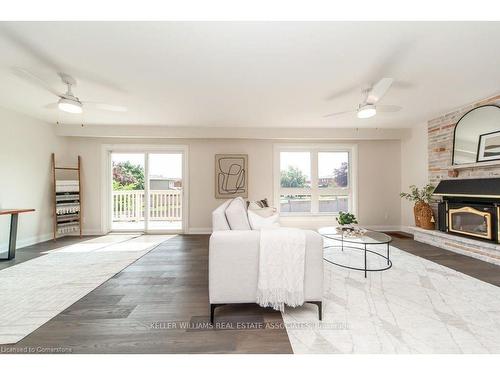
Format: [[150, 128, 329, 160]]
[[336, 225, 367, 237], [335, 211, 364, 236]]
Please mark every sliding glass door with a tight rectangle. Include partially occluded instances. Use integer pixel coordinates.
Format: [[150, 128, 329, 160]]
[[111, 153, 146, 231], [147, 153, 183, 232], [110, 149, 185, 233]]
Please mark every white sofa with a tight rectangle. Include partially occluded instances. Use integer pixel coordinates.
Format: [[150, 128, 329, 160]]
[[208, 198, 324, 323]]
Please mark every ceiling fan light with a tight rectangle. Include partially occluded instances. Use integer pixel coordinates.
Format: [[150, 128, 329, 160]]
[[357, 104, 376, 119], [58, 98, 82, 114]]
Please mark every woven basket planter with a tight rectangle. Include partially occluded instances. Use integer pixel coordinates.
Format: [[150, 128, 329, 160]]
[[413, 201, 425, 227], [417, 202, 435, 230]]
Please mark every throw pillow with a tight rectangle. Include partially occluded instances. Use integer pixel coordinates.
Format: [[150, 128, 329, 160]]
[[248, 206, 275, 218], [247, 198, 269, 208], [248, 210, 280, 230], [225, 197, 251, 230], [212, 199, 232, 231]]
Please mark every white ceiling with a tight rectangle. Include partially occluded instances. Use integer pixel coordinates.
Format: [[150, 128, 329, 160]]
[[0, 21, 499, 128]]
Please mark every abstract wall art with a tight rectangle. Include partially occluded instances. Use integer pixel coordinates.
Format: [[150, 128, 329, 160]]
[[477, 131, 500, 162], [215, 154, 248, 199]]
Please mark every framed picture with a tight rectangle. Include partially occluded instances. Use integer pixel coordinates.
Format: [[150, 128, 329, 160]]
[[215, 154, 248, 199], [477, 131, 500, 162]]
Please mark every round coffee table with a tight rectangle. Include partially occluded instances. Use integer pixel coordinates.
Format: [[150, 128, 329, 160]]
[[318, 227, 392, 278]]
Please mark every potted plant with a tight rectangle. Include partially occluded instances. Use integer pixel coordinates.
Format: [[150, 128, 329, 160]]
[[400, 184, 435, 229], [336, 211, 358, 231]]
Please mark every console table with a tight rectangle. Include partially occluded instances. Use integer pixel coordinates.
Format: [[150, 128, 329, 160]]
[[0, 209, 35, 261]]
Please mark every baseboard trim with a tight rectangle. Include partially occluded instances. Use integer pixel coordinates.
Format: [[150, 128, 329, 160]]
[[399, 226, 414, 234], [2, 231, 103, 253], [363, 225, 403, 232], [0, 233, 52, 252], [187, 226, 404, 234], [187, 227, 212, 234], [7, 226, 410, 249], [82, 230, 107, 236]]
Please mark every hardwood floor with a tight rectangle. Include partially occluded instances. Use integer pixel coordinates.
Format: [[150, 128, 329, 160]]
[[3, 235, 292, 354], [1, 231, 500, 354]]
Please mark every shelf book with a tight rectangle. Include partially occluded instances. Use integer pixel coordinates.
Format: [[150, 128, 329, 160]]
[[51, 153, 83, 240]]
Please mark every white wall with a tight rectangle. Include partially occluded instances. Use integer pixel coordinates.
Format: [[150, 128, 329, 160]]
[[0, 107, 67, 252], [64, 137, 402, 233], [358, 140, 402, 228], [0, 105, 414, 252], [400, 122, 429, 229], [0, 104, 412, 251]]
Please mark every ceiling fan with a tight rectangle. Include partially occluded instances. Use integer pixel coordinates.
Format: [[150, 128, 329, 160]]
[[324, 78, 401, 119], [13, 68, 127, 114]]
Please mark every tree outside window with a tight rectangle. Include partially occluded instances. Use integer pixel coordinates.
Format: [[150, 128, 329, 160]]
[[113, 161, 145, 190]]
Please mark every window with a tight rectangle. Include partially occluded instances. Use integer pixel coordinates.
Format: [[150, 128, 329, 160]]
[[280, 152, 311, 188], [274, 145, 356, 215]]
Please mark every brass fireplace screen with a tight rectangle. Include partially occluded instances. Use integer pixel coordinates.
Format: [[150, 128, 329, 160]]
[[448, 206, 492, 240]]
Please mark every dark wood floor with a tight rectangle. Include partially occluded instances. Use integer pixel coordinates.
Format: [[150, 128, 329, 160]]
[[1, 231, 500, 354], [2, 235, 292, 354]]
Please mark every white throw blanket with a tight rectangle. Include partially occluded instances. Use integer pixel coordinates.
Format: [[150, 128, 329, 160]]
[[256, 228, 306, 311]]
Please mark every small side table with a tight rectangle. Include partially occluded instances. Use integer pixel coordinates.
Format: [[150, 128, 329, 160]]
[[0, 209, 35, 261]]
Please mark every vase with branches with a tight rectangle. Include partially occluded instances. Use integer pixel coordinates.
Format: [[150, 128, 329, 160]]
[[400, 184, 435, 228]]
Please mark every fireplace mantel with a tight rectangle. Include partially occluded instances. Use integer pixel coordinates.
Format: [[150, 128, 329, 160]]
[[449, 159, 500, 171]]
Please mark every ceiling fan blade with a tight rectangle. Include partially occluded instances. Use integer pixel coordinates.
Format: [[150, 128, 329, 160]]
[[325, 84, 360, 101], [323, 110, 355, 118], [82, 102, 128, 112], [377, 105, 402, 113], [12, 67, 63, 98], [366, 78, 394, 104]]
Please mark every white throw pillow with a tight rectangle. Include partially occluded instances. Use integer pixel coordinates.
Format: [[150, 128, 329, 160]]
[[248, 201, 263, 210], [248, 207, 275, 218], [212, 199, 232, 231], [248, 210, 280, 230], [225, 197, 251, 230]]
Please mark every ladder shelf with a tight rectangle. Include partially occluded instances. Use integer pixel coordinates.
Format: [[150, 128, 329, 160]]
[[51, 153, 83, 240]]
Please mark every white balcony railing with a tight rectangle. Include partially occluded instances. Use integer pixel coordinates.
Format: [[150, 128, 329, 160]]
[[112, 189, 182, 222]]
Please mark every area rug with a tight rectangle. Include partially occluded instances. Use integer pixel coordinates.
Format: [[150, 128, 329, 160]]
[[282, 241, 500, 353], [0, 234, 172, 344]]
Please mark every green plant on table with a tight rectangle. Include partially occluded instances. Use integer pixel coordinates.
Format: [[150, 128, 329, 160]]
[[336, 211, 358, 226]]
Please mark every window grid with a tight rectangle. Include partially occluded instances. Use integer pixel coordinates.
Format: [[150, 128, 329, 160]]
[[275, 146, 355, 216]]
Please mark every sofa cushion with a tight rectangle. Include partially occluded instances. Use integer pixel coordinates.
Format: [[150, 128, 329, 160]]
[[247, 198, 269, 209], [248, 206, 275, 218], [248, 210, 280, 230], [212, 199, 232, 231], [208, 229, 323, 303], [225, 197, 251, 230]]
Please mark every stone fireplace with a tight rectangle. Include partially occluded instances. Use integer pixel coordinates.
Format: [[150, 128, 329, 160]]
[[412, 93, 500, 265]]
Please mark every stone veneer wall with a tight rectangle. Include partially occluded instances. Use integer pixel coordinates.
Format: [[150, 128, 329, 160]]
[[424, 93, 500, 258], [427, 93, 500, 186], [413, 227, 500, 265]]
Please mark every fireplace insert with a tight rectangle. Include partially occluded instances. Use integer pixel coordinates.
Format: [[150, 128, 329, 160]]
[[435, 178, 500, 243]]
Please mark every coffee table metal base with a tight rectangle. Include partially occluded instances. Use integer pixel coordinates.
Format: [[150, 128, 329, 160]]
[[324, 243, 392, 278]]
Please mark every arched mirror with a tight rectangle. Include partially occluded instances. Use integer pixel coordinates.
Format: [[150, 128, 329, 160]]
[[453, 105, 500, 165]]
